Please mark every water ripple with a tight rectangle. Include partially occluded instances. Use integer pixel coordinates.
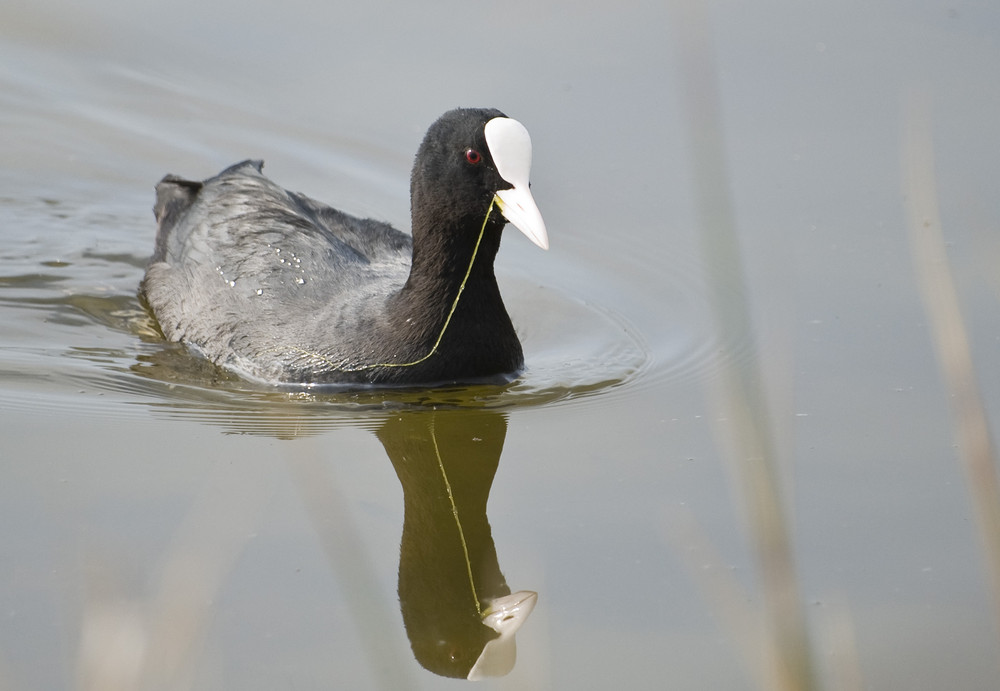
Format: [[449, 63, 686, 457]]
[[0, 182, 752, 437]]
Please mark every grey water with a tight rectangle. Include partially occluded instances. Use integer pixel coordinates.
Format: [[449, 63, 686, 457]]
[[3, 1, 1000, 689]]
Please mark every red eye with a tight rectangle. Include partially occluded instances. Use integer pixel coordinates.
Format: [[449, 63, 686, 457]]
[[465, 149, 482, 164]]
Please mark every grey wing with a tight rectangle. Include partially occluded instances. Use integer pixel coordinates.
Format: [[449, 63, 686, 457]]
[[141, 161, 411, 379]]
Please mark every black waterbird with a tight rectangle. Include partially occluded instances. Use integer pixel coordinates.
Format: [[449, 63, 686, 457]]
[[141, 108, 548, 387]]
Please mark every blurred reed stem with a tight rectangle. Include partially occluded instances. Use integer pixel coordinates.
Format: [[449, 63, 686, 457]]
[[902, 91, 1000, 642], [668, 2, 817, 689], [286, 438, 418, 691]]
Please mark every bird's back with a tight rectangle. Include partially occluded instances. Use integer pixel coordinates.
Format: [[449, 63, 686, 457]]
[[141, 160, 413, 383]]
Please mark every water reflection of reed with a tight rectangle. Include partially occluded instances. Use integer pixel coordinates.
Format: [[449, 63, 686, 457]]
[[670, 4, 1000, 691], [902, 92, 1000, 642], [670, 2, 822, 689]]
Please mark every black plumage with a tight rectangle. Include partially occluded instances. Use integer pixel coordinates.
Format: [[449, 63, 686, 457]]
[[140, 108, 547, 387]]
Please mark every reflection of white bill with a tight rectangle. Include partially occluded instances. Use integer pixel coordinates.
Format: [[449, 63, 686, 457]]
[[468, 590, 539, 680]]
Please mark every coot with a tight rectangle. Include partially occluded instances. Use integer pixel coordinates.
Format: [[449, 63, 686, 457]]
[[140, 108, 548, 387]]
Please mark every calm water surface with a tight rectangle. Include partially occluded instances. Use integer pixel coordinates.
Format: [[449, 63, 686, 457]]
[[3, 1, 1000, 689]]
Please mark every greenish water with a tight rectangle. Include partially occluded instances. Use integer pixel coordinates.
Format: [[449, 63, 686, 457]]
[[3, 1, 1000, 689]]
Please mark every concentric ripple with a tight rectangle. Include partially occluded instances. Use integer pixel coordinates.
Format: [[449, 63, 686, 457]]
[[0, 175, 753, 438]]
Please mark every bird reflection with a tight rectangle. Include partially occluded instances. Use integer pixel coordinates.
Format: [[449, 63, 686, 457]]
[[125, 352, 539, 678], [376, 409, 536, 679]]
